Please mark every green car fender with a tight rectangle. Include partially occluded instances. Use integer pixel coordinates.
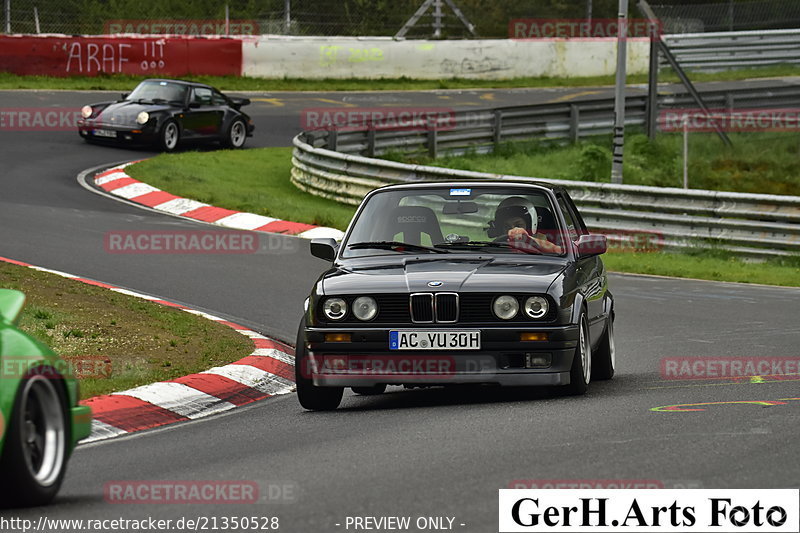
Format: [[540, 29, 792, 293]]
[[0, 289, 91, 458]]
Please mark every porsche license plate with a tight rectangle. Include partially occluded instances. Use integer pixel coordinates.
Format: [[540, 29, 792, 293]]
[[389, 330, 480, 350], [93, 129, 116, 138]]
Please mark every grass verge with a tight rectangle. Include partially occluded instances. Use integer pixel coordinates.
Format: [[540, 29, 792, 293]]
[[0, 262, 253, 398], [126, 147, 800, 288], [2, 65, 800, 91], [402, 132, 800, 196]]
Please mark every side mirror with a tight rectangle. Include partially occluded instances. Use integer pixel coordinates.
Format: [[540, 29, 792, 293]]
[[230, 97, 250, 109], [121, 92, 129, 100], [0, 289, 26, 325], [310, 238, 338, 262], [188, 101, 202, 109], [576, 234, 607, 257]]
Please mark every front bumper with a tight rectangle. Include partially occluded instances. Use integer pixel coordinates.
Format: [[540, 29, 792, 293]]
[[78, 121, 157, 145], [304, 324, 578, 387], [70, 404, 92, 447]]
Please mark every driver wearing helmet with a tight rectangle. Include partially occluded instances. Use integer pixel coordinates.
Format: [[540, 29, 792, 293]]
[[491, 200, 562, 254]]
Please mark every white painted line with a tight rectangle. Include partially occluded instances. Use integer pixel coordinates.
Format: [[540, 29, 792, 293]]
[[115, 382, 237, 419], [203, 365, 295, 395], [111, 182, 160, 199], [153, 197, 209, 215], [183, 308, 224, 321], [236, 330, 269, 339], [252, 348, 295, 367], [214, 212, 279, 231], [27, 266, 78, 278], [108, 287, 160, 300]]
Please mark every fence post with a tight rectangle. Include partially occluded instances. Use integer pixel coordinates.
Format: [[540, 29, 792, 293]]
[[4, 0, 10, 34], [725, 93, 735, 113], [367, 125, 376, 157], [646, 23, 660, 140], [493, 109, 502, 150], [569, 105, 580, 143], [327, 128, 338, 151], [428, 126, 438, 159]]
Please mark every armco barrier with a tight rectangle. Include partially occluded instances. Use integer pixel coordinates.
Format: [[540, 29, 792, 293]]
[[290, 80, 800, 259], [0, 35, 242, 77]]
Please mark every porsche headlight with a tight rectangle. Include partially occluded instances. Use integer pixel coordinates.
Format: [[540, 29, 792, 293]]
[[136, 111, 150, 125], [524, 296, 549, 319], [352, 296, 378, 321], [323, 298, 347, 320], [493, 295, 519, 320], [81, 105, 93, 119]]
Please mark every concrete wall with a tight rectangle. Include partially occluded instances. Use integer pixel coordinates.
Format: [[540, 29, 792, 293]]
[[242, 36, 651, 80]]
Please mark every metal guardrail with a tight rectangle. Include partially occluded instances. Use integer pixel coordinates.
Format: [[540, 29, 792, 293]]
[[291, 82, 800, 259], [663, 29, 800, 71]]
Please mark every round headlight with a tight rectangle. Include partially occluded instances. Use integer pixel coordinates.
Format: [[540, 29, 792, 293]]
[[524, 296, 549, 319], [81, 105, 93, 119], [352, 296, 378, 321], [493, 295, 519, 320], [136, 111, 150, 125], [323, 298, 347, 320]]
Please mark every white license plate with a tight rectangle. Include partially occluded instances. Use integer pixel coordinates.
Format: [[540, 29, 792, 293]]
[[93, 129, 116, 138], [389, 330, 481, 350]]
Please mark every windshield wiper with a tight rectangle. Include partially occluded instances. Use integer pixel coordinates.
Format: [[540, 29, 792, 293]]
[[435, 241, 541, 254], [348, 241, 449, 254]]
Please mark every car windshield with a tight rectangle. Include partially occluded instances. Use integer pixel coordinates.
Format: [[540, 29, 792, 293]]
[[341, 186, 567, 258], [126, 81, 188, 104]]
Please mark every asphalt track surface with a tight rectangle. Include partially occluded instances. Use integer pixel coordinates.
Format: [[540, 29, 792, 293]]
[[1, 82, 799, 531]]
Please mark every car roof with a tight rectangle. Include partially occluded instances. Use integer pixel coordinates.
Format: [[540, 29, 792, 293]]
[[373, 180, 563, 193], [140, 78, 214, 90]]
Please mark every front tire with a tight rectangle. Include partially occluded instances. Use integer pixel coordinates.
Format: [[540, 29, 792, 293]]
[[0, 372, 69, 507], [295, 319, 343, 411], [223, 118, 247, 149], [158, 119, 180, 152], [565, 312, 591, 395], [592, 314, 615, 381]]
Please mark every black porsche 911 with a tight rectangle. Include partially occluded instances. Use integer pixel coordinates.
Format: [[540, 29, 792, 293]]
[[77, 79, 254, 151], [296, 181, 616, 410]]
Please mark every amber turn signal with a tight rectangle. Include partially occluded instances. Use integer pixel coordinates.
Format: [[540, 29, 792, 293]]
[[325, 333, 352, 342], [520, 332, 548, 342]]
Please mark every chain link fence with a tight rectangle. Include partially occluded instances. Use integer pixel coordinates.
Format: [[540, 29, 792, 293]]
[[651, 0, 800, 34], [2, 0, 626, 37]]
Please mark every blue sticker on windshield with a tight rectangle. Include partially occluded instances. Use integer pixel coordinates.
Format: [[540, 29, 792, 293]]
[[450, 188, 471, 196]]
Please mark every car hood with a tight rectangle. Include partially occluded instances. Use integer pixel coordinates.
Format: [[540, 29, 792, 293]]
[[322, 256, 567, 294], [95, 101, 173, 125]]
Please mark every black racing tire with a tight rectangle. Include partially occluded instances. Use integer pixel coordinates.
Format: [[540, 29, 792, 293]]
[[295, 319, 343, 411], [592, 314, 616, 381], [565, 312, 591, 395], [223, 118, 247, 149], [352, 384, 387, 396], [0, 371, 69, 507], [158, 119, 180, 152]]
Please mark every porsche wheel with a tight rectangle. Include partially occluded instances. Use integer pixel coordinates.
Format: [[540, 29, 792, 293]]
[[592, 314, 615, 381], [565, 312, 591, 395], [352, 385, 387, 396], [0, 372, 69, 507], [224, 118, 247, 149], [158, 119, 180, 152], [295, 319, 343, 411]]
